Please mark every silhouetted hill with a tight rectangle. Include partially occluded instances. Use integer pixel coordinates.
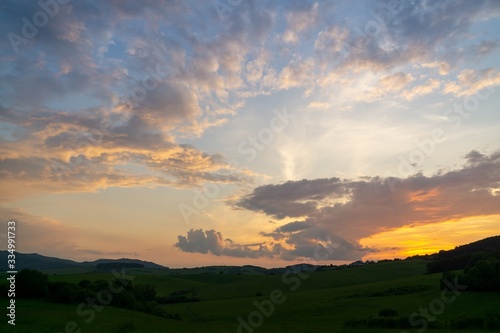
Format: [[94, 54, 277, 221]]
[[424, 235, 500, 273], [83, 258, 166, 270], [0, 251, 82, 271], [434, 235, 500, 259], [0, 251, 167, 271]]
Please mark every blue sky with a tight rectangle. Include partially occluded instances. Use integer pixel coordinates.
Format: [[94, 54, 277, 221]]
[[1, 0, 500, 267]]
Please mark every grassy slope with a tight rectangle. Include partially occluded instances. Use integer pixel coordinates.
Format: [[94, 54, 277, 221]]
[[1, 259, 498, 333]]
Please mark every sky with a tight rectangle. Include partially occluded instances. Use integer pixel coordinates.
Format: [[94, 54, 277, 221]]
[[1, 0, 500, 268]]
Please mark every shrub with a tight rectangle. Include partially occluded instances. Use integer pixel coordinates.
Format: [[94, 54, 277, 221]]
[[133, 283, 156, 302], [48, 282, 77, 303], [485, 313, 500, 330], [78, 279, 91, 289], [440, 271, 457, 291], [144, 301, 168, 318], [451, 315, 485, 329], [379, 308, 398, 317], [16, 269, 49, 298]]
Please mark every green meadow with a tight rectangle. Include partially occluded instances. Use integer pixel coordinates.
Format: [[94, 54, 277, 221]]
[[1, 259, 499, 333]]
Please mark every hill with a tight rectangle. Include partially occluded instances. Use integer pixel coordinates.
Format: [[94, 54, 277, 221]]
[[0, 251, 81, 271], [82, 257, 167, 270], [0, 251, 168, 271], [432, 235, 500, 259], [422, 235, 500, 273]]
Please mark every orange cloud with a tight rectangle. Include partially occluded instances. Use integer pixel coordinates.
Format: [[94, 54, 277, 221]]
[[0, 105, 252, 200]]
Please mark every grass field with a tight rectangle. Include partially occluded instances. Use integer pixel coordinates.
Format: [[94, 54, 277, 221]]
[[1, 259, 499, 333]]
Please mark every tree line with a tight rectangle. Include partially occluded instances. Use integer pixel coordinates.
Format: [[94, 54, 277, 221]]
[[0, 269, 183, 319]]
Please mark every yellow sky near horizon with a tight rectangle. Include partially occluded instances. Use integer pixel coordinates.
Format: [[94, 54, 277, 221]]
[[360, 214, 500, 261]]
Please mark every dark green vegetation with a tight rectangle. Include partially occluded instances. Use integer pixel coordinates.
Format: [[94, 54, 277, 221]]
[[424, 235, 500, 274], [0, 269, 179, 319], [1, 236, 499, 333]]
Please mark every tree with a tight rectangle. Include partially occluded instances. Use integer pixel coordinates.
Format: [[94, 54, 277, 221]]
[[379, 308, 398, 317], [440, 271, 457, 291], [133, 283, 157, 302], [78, 279, 91, 289], [48, 282, 77, 303], [17, 269, 49, 298], [463, 258, 500, 291], [190, 286, 200, 299]]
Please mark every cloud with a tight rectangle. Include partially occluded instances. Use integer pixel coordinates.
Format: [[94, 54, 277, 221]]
[[307, 101, 331, 110], [135, 82, 201, 125], [0, 0, 280, 199], [285, 230, 372, 261], [362, 71, 415, 101], [314, 25, 349, 54], [174, 228, 276, 258], [276, 220, 314, 233], [174, 226, 371, 261], [0, 105, 252, 199], [443, 68, 500, 96], [379, 72, 415, 91], [2, 0, 497, 110], [237, 177, 347, 219], [281, 2, 319, 44], [261, 220, 314, 240], [278, 55, 315, 89], [232, 149, 500, 261], [308, 0, 500, 78], [421, 61, 451, 76], [401, 78, 441, 100]]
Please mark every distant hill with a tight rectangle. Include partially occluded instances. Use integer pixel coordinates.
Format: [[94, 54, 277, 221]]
[[433, 235, 500, 259], [82, 258, 166, 270], [0, 251, 168, 271], [0, 252, 81, 271], [423, 235, 500, 273]]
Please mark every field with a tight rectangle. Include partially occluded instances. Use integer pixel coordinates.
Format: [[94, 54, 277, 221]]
[[1, 259, 499, 333]]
